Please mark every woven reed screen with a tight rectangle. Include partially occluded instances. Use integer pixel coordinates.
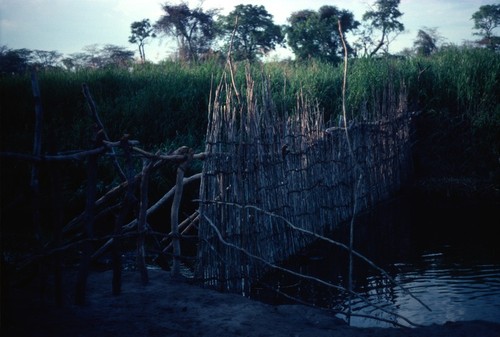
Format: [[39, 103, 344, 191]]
[[195, 72, 413, 294]]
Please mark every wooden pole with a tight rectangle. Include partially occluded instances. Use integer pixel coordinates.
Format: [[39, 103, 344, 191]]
[[50, 164, 64, 306], [90, 173, 201, 260], [30, 70, 43, 242], [136, 157, 153, 285], [162, 212, 199, 252], [82, 83, 126, 181], [75, 128, 102, 305], [112, 135, 137, 295], [170, 146, 193, 278], [30, 69, 50, 304]]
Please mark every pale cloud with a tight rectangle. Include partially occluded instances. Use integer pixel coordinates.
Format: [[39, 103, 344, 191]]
[[112, 0, 163, 18], [0, 18, 17, 30]]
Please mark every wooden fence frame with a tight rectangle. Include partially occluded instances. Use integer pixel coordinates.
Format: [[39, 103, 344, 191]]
[[1, 71, 207, 305]]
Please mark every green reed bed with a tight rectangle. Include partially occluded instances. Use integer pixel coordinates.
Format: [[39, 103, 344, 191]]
[[1, 46, 498, 179], [408, 47, 499, 179], [0, 46, 497, 255], [263, 60, 343, 121]]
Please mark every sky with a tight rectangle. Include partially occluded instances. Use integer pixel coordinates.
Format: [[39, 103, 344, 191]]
[[0, 0, 495, 62]]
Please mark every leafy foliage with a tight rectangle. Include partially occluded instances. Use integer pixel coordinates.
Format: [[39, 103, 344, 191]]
[[413, 28, 439, 56], [31, 50, 63, 69], [217, 4, 284, 61], [362, 0, 405, 56], [154, 2, 219, 62], [285, 6, 359, 64], [0, 46, 33, 74], [62, 44, 135, 70], [129, 19, 157, 63], [471, 4, 500, 51]]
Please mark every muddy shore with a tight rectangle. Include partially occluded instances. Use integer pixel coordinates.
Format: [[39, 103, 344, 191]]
[[3, 269, 500, 337]]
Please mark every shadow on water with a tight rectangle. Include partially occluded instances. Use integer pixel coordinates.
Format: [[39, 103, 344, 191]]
[[251, 191, 500, 327]]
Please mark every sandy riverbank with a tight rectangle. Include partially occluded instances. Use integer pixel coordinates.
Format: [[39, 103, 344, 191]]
[[3, 269, 500, 337]]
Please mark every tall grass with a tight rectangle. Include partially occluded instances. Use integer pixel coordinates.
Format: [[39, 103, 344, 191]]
[[408, 46, 500, 179], [0, 46, 497, 252], [1, 46, 498, 179]]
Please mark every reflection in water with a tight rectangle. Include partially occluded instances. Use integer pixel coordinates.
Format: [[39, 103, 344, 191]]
[[346, 257, 500, 327], [252, 194, 500, 328]]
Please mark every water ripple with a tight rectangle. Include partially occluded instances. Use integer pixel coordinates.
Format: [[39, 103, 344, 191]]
[[348, 262, 500, 327]]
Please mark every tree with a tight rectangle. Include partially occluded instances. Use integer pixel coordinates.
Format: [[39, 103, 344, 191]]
[[80, 44, 104, 68], [0, 46, 32, 74], [218, 4, 284, 61], [129, 19, 156, 63], [61, 57, 78, 71], [31, 50, 63, 69], [154, 2, 219, 62], [285, 6, 359, 63], [413, 27, 441, 56], [472, 4, 500, 50], [101, 45, 135, 67], [65, 44, 134, 69], [65, 52, 93, 70], [362, 0, 404, 56]]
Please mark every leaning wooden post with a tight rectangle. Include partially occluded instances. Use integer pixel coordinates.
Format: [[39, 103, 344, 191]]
[[82, 83, 126, 181], [48, 147, 64, 305], [30, 70, 43, 242], [75, 128, 102, 305], [136, 157, 154, 285], [171, 146, 193, 278], [30, 69, 50, 304], [112, 135, 137, 295]]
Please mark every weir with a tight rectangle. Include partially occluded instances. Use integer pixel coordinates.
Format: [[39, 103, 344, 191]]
[[195, 71, 414, 294]]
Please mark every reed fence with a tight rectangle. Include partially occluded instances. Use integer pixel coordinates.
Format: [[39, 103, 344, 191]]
[[196, 67, 414, 295]]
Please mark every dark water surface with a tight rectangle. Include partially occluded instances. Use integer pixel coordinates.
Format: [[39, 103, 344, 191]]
[[252, 193, 500, 328]]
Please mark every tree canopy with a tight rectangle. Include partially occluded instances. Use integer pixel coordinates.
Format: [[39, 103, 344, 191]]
[[4, 1, 500, 69], [472, 4, 500, 51], [217, 4, 284, 61], [0, 46, 32, 74], [129, 19, 156, 63], [0, 44, 135, 73], [64, 44, 134, 70], [154, 2, 219, 62], [362, 0, 404, 56], [285, 6, 359, 63], [413, 27, 441, 56]]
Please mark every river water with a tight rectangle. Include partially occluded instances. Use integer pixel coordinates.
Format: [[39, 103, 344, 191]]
[[252, 192, 500, 328]]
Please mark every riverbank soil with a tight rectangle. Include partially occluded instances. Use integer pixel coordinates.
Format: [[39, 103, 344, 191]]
[[3, 268, 500, 337]]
